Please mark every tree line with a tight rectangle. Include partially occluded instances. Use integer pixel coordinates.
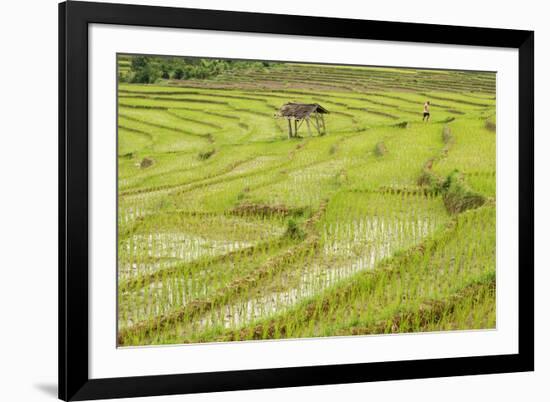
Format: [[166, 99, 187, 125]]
[[119, 55, 277, 84]]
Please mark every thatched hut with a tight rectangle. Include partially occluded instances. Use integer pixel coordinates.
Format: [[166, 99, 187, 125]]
[[276, 103, 329, 138]]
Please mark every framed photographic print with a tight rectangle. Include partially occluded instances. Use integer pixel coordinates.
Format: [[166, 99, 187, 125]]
[[59, 1, 534, 400]]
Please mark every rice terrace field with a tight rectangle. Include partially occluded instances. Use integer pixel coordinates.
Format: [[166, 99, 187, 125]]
[[116, 55, 496, 347]]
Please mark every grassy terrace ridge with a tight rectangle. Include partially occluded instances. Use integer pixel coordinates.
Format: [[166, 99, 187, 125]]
[[117, 56, 496, 346]]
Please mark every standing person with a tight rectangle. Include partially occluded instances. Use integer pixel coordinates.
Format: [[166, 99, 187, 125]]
[[423, 101, 430, 122]]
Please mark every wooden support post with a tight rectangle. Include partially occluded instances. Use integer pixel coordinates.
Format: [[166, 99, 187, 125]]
[[294, 119, 298, 137], [320, 114, 326, 134], [306, 117, 312, 137], [313, 112, 321, 135], [287, 118, 292, 138]]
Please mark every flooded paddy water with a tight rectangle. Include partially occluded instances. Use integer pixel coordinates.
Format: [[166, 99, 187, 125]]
[[116, 55, 496, 345]]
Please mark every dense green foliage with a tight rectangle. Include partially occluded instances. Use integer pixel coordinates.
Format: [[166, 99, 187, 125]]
[[118, 54, 278, 84], [116, 56, 496, 346], [442, 170, 486, 214]]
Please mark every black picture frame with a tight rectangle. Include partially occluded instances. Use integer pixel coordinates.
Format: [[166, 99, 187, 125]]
[[59, 1, 534, 400]]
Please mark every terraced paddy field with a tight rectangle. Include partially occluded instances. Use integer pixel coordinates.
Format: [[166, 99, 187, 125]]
[[117, 56, 496, 346]]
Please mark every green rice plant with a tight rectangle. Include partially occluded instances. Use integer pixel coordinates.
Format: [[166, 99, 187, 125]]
[[442, 170, 486, 214], [284, 218, 306, 240], [116, 56, 496, 346], [197, 148, 216, 160], [485, 116, 496, 131], [374, 142, 387, 156]]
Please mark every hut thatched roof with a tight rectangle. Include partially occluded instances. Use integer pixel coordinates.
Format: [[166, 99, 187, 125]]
[[278, 103, 329, 119]]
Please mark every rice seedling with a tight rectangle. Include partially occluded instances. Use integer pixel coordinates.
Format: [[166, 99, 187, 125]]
[[116, 55, 496, 346]]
